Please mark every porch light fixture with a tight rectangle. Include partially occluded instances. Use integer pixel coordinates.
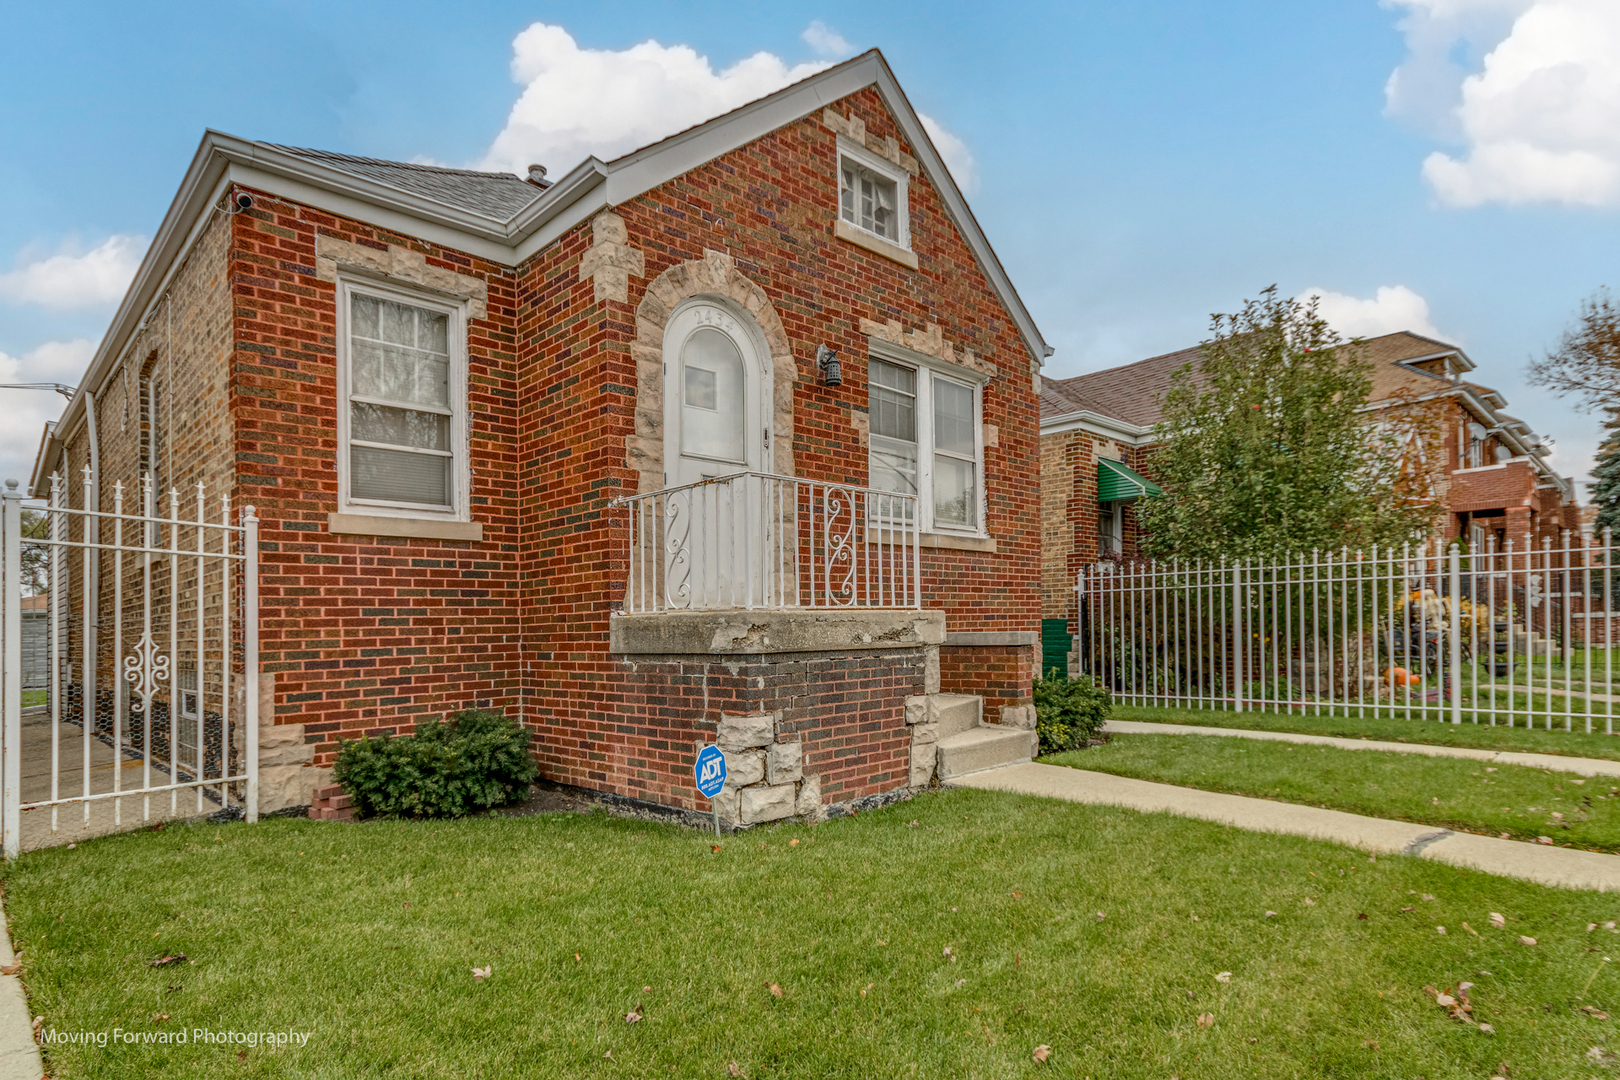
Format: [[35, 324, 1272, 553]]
[[816, 344, 842, 386]]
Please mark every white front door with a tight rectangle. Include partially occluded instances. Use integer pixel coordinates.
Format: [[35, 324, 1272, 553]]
[[664, 302, 768, 487]]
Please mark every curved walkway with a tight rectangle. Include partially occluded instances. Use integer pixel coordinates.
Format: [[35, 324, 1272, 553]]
[[1105, 718, 1620, 778], [951, 761, 1620, 892]]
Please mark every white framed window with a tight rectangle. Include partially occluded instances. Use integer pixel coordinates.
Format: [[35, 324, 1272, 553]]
[[838, 137, 910, 250], [336, 277, 468, 519], [867, 351, 984, 535]]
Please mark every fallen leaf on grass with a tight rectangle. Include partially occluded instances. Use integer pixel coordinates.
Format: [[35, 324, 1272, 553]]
[[1583, 1005, 1610, 1019], [1032, 1045, 1051, 1063], [1479, 1023, 1495, 1034], [767, 983, 783, 998], [1421, 894, 1435, 902], [0, 962, 20, 977], [1096, 912, 1106, 921], [728, 1062, 742, 1078], [643, 985, 652, 993], [789, 839, 799, 847], [146, 954, 189, 968], [1462, 922, 1479, 936], [625, 1007, 641, 1023], [1304, 898, 1316, 906], [472, 965, 492, 980], [1490, 913, 1506, 929], [860, 983, 874, 998], [1401, 906, 1415, 913], [1537, 836, 1555, 845], [1357, 913, 1368, 920], [1215, 972, 1232, 983], [1520, 936, 1538, 947], [151, 1013, 169, 1022], [1196, 1013, 1214, 1029], [711, 845, 722, 853], [1437, 927, 1448, 935]]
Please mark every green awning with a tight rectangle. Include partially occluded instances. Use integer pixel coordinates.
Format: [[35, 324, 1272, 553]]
[[1098, 458, 1163, 503]]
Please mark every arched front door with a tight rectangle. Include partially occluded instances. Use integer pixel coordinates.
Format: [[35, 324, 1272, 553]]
[[663, 301, 770, 488]]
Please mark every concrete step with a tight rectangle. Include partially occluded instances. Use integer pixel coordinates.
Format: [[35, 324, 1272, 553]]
[[937, 726, 1038, 781], [934, 694, 981, 739]]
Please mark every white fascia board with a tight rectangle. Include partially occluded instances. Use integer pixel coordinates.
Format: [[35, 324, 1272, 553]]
[[27, 422, 61, 498], [1040, 409, 1155, 445]]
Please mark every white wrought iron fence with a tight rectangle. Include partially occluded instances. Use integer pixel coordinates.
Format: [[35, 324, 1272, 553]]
[[614, 471, 921, 612], [1079, 531, 1618, 732], [0, 470, 259, 857]]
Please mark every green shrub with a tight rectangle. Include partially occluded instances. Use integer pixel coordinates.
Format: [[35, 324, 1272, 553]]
[[1033, 672, 1113, 755], [333, 708, 540, 819]]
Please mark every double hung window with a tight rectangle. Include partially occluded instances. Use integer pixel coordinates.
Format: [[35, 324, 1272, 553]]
[[868, 356, 983, 533], [837, 139, 910, 251], [339, 281, 466, 517]]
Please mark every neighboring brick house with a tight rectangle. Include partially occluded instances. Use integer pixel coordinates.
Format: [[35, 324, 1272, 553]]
[[29, 52, 1049, 826], [1037, 331, 1578, 671]]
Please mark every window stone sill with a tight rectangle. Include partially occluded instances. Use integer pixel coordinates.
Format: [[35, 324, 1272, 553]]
[[864, 527, 997, 553], [835, 219, 918, 269], [327, 512, 482, 541]]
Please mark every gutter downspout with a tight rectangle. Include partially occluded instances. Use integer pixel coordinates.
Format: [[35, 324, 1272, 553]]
[[83, 390, 98, 728]]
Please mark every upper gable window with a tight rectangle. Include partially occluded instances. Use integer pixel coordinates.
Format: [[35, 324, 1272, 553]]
[[837, 138, 910, 251], [338, 278, 468, 519]]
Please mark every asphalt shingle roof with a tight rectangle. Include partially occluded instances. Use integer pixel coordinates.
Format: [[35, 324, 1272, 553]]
[[266, 145, 543, 220], [1041, 344, 1206, 428]]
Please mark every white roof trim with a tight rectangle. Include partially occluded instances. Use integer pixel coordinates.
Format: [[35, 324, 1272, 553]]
[[1040, 408, 1156, 445], [42, 51, 1048, 456]]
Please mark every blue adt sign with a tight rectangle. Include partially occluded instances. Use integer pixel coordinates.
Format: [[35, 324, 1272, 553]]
[[694, 744, 727, 799]]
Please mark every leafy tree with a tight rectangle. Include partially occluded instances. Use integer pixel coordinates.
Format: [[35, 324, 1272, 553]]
[[1138, 286, 1439, 561], [1528, 288, 1620, 409], [1590, 407, 1620, 539], [19, 509, 48, 596]]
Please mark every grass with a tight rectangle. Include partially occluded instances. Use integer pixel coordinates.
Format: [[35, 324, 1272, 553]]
[[20, 689, 44, 708], [1047, 733, 1620, 851], [1116, 702, 1620, 761], [15, 795, 1620, 1078]]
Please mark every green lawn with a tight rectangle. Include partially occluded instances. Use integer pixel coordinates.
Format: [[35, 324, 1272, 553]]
[[14, 793, 1620, 1078], [20, 689, 45, 708], [1116, 703, 1620, 761], [1048, 732, 1620, 851]]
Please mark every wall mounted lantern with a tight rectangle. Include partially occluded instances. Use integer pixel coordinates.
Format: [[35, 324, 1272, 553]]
[[816, 344, 842, 386]]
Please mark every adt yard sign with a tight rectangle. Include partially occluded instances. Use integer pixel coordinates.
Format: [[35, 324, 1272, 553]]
[[694, 744, 727, 798], [695, 744, 727, 837]]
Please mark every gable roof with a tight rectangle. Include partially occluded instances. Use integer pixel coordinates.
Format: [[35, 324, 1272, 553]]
[[38, 50, 1048, 485], [1041, 344, 1204, 430]]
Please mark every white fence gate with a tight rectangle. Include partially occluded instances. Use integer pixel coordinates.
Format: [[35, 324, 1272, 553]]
[[1078, 532, 1618, 733], [0, 471, 259, 857]]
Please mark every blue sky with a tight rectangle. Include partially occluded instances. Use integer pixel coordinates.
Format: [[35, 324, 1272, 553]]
[[1, 0, 1615, 495]]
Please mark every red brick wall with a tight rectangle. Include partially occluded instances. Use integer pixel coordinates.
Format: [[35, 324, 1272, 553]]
[[939, 644, 1034, 717], [531, 648, 927, 812], [227, 193, 530, 755]]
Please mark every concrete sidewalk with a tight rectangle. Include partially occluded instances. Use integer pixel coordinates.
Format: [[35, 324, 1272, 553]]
[[952, 761, 1620, 892], [1106, 718, 1620, 779], [0, 892, 42, 1080]]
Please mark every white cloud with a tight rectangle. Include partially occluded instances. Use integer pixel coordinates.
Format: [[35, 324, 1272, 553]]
[[0, 339, 95, 488], [919, 113, 978, 193], [1303, 285, 1448, 341], [1385, 0, 1620, 206], [0, 236, 144, 308], [479, 24, 832, 175], [801, 21, 852, 59]]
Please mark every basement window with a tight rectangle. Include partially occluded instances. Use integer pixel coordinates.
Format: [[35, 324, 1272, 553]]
[[338, 278, 468, 519]]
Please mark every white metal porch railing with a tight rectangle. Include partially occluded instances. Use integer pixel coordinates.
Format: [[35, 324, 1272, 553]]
[[613, 471, 921, 612], [0, 470, 259, 857], [1078, 531, 1619, 733]]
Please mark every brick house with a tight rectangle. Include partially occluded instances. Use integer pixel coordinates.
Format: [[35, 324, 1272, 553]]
[[28, 51, 1049, 826], [1037, 331, 1578, 672]]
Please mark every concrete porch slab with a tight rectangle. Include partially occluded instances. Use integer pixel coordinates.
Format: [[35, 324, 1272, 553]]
[[610, 607, 944, 655]]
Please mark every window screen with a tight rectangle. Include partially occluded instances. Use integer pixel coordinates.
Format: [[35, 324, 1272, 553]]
[[869, 360, 919, 516]]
